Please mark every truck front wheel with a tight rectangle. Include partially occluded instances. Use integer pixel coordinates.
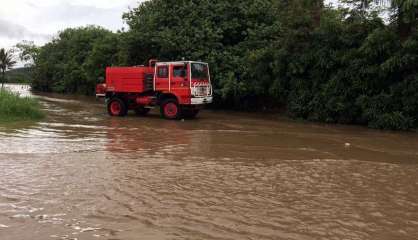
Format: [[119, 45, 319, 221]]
[[160, 99, 181, 120], [107, 98, 128, 117]]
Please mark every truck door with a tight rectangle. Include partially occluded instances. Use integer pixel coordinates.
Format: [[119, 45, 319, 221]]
[[155, 64, 169, 91], [170, 64, 188, 90]]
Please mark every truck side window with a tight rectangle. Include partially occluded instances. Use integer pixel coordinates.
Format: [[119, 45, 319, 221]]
[[157, 66, 168, 78], [173, 66, 186, 77]]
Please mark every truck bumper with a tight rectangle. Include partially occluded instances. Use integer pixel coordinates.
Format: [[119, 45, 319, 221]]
[[190, 96, 213, 105]]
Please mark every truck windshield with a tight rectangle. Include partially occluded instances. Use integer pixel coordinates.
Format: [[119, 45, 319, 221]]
[[191, 63, 209, 80]]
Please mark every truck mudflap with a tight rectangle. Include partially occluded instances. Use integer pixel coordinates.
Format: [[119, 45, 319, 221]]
[[190, 96, 213, 105]]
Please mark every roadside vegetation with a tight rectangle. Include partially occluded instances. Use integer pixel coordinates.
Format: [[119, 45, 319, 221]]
[[0, 89, 44, 122], [0, 48, 44, 123], [16, 0, 418, 130]]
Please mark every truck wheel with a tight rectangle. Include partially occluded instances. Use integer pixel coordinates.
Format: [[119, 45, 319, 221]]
[[182, 109, 200, 119], [135, 107, 150, 116], [160, 99, 181, 120], [107, 98, 127, 117]]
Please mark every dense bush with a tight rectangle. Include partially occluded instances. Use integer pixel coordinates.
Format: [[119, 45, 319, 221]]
[[24, 0, 418, 130]]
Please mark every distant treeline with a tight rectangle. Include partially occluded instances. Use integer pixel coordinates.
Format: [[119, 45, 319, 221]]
[[5, 68, 32, 83], [19, 0, 418, 130]]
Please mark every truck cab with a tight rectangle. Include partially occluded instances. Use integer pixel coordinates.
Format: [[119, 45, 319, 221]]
[[96, 60, 213, 119], [154, 61, 213, 105]]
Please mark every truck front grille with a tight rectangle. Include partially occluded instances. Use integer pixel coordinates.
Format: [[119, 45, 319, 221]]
[[192, 86, 211, 97]]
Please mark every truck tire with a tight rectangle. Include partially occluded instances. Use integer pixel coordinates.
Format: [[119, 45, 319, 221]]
[[135, 107, 150, 116], [107, 98, 128, 117], [182, 109, 200, 119], [160, 99, 181, 120]]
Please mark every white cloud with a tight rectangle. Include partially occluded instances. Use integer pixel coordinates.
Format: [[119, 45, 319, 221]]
[[0, 0, 142, 48]]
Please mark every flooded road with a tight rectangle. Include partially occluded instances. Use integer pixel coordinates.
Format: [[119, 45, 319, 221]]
[[1, 85, 418, 240]]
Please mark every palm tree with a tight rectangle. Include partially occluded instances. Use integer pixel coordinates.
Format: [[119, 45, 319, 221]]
[[0, 48, 16, 88]]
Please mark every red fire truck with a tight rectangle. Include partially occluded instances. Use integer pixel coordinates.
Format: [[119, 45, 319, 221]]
[[96, 60, 213, 119]]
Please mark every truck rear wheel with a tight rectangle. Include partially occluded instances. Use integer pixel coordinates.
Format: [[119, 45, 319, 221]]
[[160, 99, 181, 120], [107, 98, 127, 117], [135, 107, 150, 116]]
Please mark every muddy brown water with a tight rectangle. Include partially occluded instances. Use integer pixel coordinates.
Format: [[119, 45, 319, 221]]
[[0, 84, 418, 240]]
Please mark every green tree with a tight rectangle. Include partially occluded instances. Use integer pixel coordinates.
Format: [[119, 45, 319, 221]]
[[32, 26, 119, 94], [0, 48, 17, 88], [16, 40, 40, 67]]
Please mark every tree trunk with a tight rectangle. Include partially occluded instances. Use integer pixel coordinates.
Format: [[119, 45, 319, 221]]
[[1, 70, 4, 88], [312, 0, 324, 27], [398, 8, 412, 41]]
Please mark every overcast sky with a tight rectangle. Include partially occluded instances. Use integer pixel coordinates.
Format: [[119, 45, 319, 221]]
[[0, 0, 143, 50]]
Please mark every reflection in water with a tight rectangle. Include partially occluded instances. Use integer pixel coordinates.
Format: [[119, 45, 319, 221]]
[[0, 84, 418, 240]]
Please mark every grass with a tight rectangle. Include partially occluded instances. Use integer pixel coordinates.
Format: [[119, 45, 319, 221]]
[[0, 88, 44, 122]]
